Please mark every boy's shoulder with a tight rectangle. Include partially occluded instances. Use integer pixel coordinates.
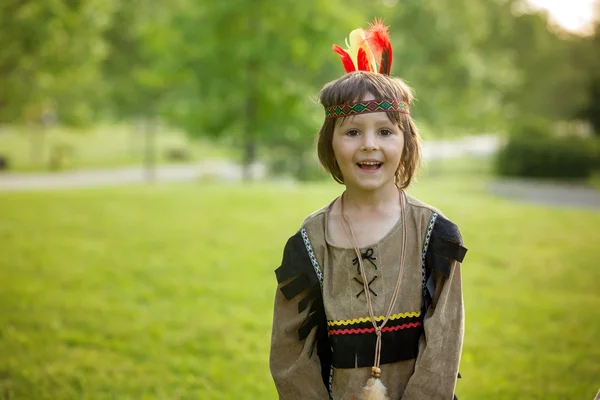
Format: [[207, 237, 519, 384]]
[[404, 192, 447, 220], [405, 192, 466, 249], [299, 202, 331, 230]]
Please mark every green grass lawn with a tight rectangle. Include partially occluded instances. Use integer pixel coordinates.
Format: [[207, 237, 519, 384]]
[[0, 124, 233, 172], [0, 159, 599, 399]]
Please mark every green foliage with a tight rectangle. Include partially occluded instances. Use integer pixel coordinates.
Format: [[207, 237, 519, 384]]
[[496, 134, 599, 179], [3, 0, 600, 167], [499, 11, 590, 124], [163, 0, 364, 168], [580, 20, 600, 136], [508, 117, 554, 139], [1, 161, 600, 399], [99, 0, 187, 119], [381, 0, 519, 131], [0, 0, 116, 124]]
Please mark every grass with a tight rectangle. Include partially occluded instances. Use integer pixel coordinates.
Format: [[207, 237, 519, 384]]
[[0, 158, 599, 399], [0, 124, 233, 172]]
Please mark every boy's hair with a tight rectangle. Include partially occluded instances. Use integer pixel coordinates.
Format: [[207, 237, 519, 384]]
[[317, 71, 421, 189]]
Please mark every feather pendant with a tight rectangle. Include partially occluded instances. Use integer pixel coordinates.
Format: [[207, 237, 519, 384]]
[[332, 45, 356, 73], [357, 378, 389, 400], [357, 48, 372, 72]]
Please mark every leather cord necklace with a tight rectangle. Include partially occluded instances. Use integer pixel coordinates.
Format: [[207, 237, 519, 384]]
[[340, 188, 407, 393]]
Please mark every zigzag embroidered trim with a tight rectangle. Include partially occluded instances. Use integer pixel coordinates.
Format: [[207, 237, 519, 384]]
[[328, 364, 334, 400], [301, 227, 324, 289], [325, 99, 410, 119], [328, 322, 422, 336], [421, 212, 438, 297], [327, 311, 421, 327]]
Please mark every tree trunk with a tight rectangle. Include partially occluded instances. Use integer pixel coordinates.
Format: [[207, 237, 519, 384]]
[[243, 60, 258, 182], [144, 116, 156, 182], [29, 125, 45, 168]]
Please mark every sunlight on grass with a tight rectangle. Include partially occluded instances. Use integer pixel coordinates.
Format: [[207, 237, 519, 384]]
[[0, 158, 599, 399]]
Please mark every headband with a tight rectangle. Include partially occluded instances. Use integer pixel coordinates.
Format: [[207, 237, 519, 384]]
[[325, 99, 409, 119]]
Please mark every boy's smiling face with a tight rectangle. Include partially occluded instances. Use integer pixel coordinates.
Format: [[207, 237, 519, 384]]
[[332, 93, 404, 193]]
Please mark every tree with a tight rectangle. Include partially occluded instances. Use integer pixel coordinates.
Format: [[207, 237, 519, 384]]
[[0, 0, 115, 125], [163, 0, 365, 179], [100, 0, 189, 179], [581, 17, 600, 135]]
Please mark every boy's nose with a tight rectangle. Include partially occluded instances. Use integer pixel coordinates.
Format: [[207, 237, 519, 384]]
[[360, 132, 378, 151]]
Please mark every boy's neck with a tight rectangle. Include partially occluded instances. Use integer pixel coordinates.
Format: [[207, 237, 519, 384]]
[[343, 183, 401, 215]]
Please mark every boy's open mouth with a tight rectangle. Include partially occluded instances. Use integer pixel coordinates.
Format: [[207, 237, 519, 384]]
[[357, 161, 383, 171]]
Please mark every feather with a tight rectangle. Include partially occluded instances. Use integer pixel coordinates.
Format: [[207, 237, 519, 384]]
[[346, 28, 367, 70], [357, 378, 389, 400], [367, 18, 393, 75], [332, 45, 356, 73], [332, 20, 393, 74], [379, 48, 392, 75], [357, 47, 372, 72]]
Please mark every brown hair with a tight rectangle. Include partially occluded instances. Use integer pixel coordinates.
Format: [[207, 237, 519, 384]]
[[317, 71, 421, 189]]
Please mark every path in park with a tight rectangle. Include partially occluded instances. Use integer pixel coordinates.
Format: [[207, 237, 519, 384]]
[[0, 160, 266, 192], [0, 135, 498, 191], [489, 179, 600, 209], [1, 134, 599, 210]]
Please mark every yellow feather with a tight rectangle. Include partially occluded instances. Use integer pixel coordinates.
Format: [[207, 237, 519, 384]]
[[346, 28, 365, 69]]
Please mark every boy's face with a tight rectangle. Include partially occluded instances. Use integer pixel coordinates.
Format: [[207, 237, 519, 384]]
[[332, 93, 404, 193]]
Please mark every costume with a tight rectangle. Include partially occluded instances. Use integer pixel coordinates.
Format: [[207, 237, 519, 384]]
[[270, 194, 466, 399], [269, 19, 467, 399]]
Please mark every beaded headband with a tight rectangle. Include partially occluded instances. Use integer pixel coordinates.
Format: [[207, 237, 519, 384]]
[[325, 99, 409, 119], [326, 19, 410, 119]]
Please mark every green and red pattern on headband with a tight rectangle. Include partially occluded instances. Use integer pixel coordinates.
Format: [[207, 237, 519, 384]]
[[325, 99, 410, 119]]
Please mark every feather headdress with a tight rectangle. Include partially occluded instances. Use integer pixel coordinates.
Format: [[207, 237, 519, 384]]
[[332, 18, 393, 75]]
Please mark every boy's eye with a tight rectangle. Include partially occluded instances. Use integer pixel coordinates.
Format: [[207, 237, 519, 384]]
[[346, 129, 360, 137], [379, 129, 393, 137]]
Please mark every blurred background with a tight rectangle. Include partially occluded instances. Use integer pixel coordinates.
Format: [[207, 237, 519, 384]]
[[0, 0, 599, 399]]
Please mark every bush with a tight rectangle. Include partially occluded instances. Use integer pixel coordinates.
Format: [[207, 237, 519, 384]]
[[0, 154, 9, 171], [165, 147, 190, 162], [509, 117, 553, 139], [496, 135, 599, 179], [267, 149, 329, 182]]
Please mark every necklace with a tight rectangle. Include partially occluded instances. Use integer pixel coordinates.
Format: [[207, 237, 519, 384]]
[[340, 189, 407, 398]]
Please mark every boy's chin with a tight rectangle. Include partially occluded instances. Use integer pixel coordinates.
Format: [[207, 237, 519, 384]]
[[345, 178, 393, 192]]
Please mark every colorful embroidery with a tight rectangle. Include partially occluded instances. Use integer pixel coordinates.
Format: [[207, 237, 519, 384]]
[[328, 364, 334, 400], [328, 311, 421, 327], [421, 212, 438, 298], [301, 227, 324, 289], [328, 309, 422, 367], [299, 228, 331, 397], [325, 99, 410, 119], [329, 321, 421, 336]]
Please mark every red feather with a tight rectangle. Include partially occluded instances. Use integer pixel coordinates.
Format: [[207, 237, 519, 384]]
[[367, 18, 393, 75], [379, 47, 392, 75], [332, 45, 356, 73], [357, 48, 372, 72]]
